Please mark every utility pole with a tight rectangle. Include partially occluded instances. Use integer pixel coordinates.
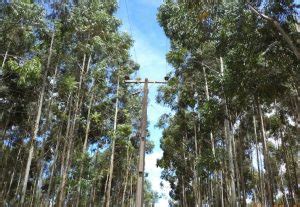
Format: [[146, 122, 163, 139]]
[[136, 78, 148, 207], [125, 78, 167, 207]]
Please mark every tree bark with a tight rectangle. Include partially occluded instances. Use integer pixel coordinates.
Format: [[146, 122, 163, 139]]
[[20, 31, 55, 206], [105, 76, 120, 207], [75, 90, 94, 207], [56, 54, 87, 207], [220, 57, 237, 207], [121, 143, 132, 207], [202, 66, 215, 157], [257, 99, 274, 206], [252, 113, 265, 206]]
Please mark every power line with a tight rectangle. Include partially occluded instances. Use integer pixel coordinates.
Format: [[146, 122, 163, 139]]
[[165, 36, 168, 76], [123, 0, 138, 65]]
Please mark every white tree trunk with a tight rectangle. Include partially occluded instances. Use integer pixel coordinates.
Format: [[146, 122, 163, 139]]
[[105, 76, 120, 207], [20, 32, 55, 206]]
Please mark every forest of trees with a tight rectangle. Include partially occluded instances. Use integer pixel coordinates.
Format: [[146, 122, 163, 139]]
[[0, 0, 299, 207], [156, 0, 299, 206], [0, 1, 158, 206]]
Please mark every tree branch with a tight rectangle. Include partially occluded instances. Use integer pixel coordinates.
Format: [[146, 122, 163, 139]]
[[247, 3, 300, 60]]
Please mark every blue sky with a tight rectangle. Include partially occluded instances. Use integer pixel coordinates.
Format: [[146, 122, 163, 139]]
[[117, 0, 171, 205]]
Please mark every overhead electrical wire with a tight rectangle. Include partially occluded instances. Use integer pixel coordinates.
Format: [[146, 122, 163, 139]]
[[123, 0, 139, 71]]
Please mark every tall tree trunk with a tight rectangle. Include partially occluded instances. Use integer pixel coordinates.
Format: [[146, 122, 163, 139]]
[[129, 174, 133, 207], [181, 175, 187, 207], [15, 163, 23, 206], [121, 143, 132, 207], [20, 31, 55, 206], [220, 170, 225, 207], [202, 66, 215, 157], [288, 146, 299, 202], [257, 99, 274, 206], [102, 172, 109, 205], [182, 140, 188, 207], [238, 132, 246, 207], [4, 147, 21, 202], [46, 128, 62, 205], [46, 80, 70, 207], [253, 113, 265, 206], [56, 129, 73, 207], [220, 57, 237, 207], [232, 123, 240, 206], [57, 53, 89, 207], [105, 76, 120, 207], [75, 91, 94, 207], [35, 159, 45, 207], [193, 123, 202, 207], [224, 112, 237, 207]]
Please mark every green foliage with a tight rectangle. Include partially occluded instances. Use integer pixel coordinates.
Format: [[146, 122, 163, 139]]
[[6, 58, 42, 86], [58, 75, 77, 94], [156, 0, 299, 205], [0, 1, 156, 206]]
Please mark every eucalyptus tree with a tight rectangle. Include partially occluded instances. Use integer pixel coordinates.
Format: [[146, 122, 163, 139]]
[[157, 0, 299, 206], [0, 1, 160, 206]]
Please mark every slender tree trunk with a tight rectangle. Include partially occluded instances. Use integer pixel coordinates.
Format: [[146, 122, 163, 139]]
[[35, 159, 45, 207], [221, 170, 225, 207], [73, 54, 92, 206], [289, 146, 299, 202], [182, 140, 188, 207], [82, 93, 94, 152], [43, 65, 59, 133], [253, 113, 265, 206], [121, 146, 132, 207], [15, 164, 23, 205], [105, 77, 120, 207], [193, 123, 202, 207], [46, 128, 62, 205], [238, 132, 246, 207], [102, 172, 109, 205], [1, 42, 11, 68], [232, 124, 240, 206], [129, 174, 133, 207], [280, 129, 295, 204], [30, 180, 36, 207], [203, 67, 216, 156], [57, 53, 88, 207], [224, 115, 237, 207], [90, 152, 100, 207], [257, 99, 274, 206], [220, 57, 237, 207], [20, 32, 55, 206], [181, 176, 187, 207], [203, 66, 220, 205], [4, 147, 21, 202], [56, 131, 73, 207], [75, 91, 94, 207]]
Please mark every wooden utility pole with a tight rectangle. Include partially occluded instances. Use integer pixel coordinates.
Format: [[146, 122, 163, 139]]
[[125, 78, 167, 207], [136, 78, 148, 207]]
